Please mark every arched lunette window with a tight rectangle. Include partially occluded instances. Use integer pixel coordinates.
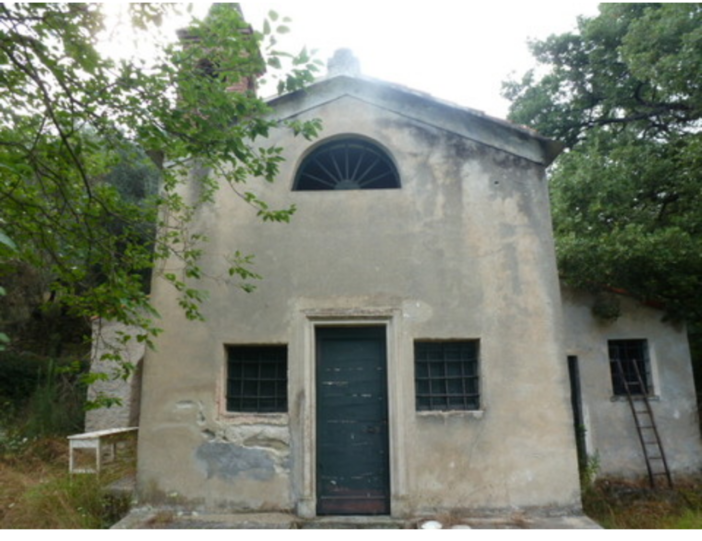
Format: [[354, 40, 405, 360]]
[[293, 138, 400, 191]]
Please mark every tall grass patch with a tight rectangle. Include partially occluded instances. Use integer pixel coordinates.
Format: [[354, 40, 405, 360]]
[[6, 470, 130, 528], [1, 437, 132, 528]]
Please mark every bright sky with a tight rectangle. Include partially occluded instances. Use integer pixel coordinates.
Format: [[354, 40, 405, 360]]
[[106, 2, 603, 120], [235, 1, 603, 118]]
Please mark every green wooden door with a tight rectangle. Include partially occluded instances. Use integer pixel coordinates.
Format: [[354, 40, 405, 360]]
[[316, 326, 390, 515]]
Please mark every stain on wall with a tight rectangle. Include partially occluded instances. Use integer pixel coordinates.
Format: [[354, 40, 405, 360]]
[[196, 441, 276, 481]]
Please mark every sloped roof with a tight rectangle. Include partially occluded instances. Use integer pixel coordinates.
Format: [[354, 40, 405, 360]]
[[267, 74, 563, 166]]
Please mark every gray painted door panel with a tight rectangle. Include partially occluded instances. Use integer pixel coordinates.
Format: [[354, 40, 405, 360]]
[[316, 326, 390, 515]]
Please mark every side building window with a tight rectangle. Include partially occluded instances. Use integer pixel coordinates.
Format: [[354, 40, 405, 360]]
[[608, 339, 651, 396], [226, 345, 287, 413], [415, 340, 480, 411], [293, 138, 400, 191]]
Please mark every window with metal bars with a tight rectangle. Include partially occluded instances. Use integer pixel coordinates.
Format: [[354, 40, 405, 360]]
[[226, 345, 287, 413], [414, 340, 480, 411], [608, 339, 651, 396], [293, 138, 400, 191]]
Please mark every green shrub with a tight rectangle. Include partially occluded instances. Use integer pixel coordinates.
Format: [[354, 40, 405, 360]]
[[23, 359, 86, 439], [0, 352, 48, 403], [0, 356, 87, 455]]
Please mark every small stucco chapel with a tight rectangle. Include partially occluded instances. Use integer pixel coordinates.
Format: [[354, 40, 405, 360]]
[[86, 15, 702, 518]]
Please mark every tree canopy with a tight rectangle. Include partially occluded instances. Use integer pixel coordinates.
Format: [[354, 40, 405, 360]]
[[503, 3, 702, 323], [0, 3, 321, 367]]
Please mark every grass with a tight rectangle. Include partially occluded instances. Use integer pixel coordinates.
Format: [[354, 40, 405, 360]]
[[1, 428, 701, 528], [665, 508, 702, 529], [583, 477, 702, 529], [0, 437, 132, 529], [0, 346, 134, 528]]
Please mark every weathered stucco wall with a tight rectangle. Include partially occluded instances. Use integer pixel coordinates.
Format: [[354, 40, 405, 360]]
[[561, 288, 702, 479], [137, 88, 581, 515], [85, 319, 144, 432]]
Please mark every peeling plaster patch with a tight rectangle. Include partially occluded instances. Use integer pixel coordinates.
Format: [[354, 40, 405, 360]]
[[172, 400, 210, 432], [223, 425, 290, 448], [196, 442, 276, 481], [243, 435, 289, 453], [175, 400, 196, 410]]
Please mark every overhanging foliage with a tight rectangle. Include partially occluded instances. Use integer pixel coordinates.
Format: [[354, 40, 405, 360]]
[[503, 3, 702, 323], [0, 4, 321, 388]]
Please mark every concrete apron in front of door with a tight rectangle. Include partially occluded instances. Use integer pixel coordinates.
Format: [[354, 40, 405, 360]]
[[113, 509, 602, 529]]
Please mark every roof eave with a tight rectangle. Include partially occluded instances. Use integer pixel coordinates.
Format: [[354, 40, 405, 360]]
[[267, 75, 564, 167]]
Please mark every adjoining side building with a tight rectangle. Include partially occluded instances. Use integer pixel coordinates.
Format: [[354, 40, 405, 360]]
[[562, 287, 702, 481]]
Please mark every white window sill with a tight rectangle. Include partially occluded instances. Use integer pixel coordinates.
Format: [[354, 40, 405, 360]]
[[610, 395, 660, 402], [219, 412, 289, 425], [417, 410, 484, 420]]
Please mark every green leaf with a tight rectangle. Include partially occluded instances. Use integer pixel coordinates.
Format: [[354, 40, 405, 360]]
[[0, 3, 320, 406], [0, 230, 17, 250], [503, 3, 702, 324]]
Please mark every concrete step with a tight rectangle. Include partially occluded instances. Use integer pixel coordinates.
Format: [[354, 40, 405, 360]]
[[113, 509, 601, 529]]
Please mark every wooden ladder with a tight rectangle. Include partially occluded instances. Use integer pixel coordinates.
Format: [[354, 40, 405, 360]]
[[615, 358, 673, 488]]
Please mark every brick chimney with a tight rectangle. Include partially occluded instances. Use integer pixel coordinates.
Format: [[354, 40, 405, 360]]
[[177, 3, 263, 95]]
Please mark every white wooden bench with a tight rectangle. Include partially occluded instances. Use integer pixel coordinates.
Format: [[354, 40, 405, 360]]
[[67, 427, 138, 474]]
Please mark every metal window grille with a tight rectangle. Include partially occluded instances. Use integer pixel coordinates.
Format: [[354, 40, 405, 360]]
[[608, 339, 651, 396], [294, 138, 400, 191], [415, 341, 480, 411], [226, 346, 287, 413]]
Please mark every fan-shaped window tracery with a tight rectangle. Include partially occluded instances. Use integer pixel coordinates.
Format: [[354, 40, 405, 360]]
[[293, 138, 400, 191]]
